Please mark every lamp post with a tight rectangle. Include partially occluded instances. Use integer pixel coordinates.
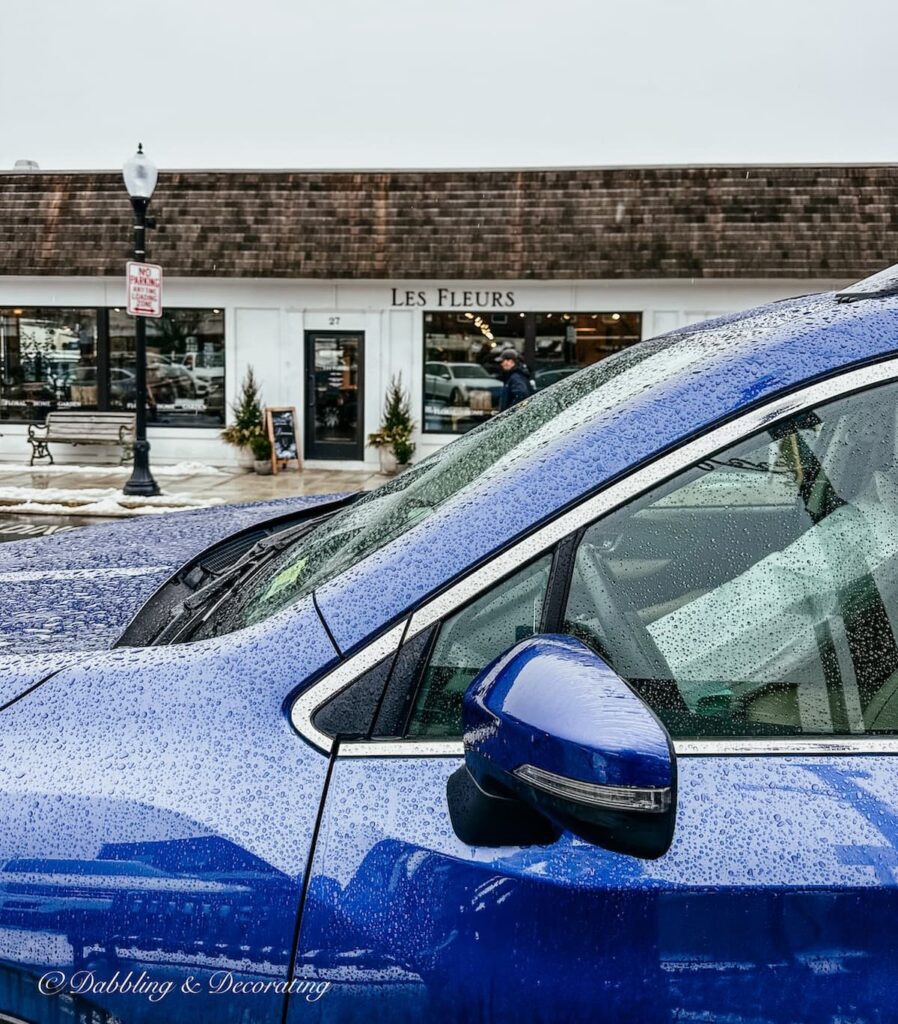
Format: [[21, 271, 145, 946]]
[[122, 143, 160, 497]]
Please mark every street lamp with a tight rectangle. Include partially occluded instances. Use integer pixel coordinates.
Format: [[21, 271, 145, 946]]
[[122, 142, 160, 497]]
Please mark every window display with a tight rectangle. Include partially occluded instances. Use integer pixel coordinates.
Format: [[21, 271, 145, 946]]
[[423, 310, 641, 434], [109, 309, 225, 427], [0, 308, 98, 421], [0, 307, 224, 427]]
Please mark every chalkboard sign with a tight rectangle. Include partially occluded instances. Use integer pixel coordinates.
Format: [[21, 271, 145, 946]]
[[266, 406, 301, 473]]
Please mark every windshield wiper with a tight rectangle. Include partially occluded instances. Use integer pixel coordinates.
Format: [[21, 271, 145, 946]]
[[836, 263, 898, 303], [697, 456, 771, 474], [184, 524, 307, 608], [155, 515, 329, 645]]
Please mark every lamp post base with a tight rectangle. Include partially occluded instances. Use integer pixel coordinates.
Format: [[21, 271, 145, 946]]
[[123, 440, 160, 497]]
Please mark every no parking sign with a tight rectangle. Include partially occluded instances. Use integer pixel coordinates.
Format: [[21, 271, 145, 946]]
[[126, 261, 163, 317]]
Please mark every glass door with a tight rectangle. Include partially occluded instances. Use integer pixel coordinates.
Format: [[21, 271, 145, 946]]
[[304, 331, 364, 460]]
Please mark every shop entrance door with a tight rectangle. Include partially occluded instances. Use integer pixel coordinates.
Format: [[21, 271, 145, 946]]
[[304, 331, 364, 460]]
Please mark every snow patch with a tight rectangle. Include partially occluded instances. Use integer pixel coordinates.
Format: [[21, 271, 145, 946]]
[[0, 486, 222, 518], [0, 461, 230, 476]]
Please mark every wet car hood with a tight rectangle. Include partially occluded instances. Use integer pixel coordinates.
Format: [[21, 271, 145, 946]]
[[0, 494, 345, 663]]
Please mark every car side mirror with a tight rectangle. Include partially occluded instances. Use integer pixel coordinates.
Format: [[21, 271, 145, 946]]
[[447, 634, 676, 858]]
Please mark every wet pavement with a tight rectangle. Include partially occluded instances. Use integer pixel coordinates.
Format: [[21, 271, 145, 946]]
[[0, 464, 385, 542]]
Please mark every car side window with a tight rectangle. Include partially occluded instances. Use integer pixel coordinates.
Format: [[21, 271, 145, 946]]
[[406, 555, 554, 739], [564, 379, 898, 739]]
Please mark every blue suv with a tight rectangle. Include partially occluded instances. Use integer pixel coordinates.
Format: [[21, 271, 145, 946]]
[[2, 267, 898, 1023]]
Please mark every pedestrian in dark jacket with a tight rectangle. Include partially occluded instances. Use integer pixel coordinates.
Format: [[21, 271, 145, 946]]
[[498, 349, 532, 411]]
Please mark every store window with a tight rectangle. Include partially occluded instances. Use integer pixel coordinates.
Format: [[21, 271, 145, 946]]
[[0, 308, 99, 422], [423, 310, 641, 434], [109, 308, 225, 427], [533, 312, 641, 387], [0, 307, 224, 427]]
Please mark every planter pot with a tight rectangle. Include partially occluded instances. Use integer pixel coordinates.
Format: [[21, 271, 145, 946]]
[[378, 449, 398, 476], [254, 460, 273, 475], [396, 462, 413, 475], [236, 449, 255, 472]]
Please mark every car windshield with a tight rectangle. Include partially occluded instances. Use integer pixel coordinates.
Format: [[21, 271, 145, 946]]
[[451, 364, 490, 378], [208, 334, 706, 636]]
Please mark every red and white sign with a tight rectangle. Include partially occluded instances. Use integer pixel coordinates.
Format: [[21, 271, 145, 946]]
[[126, 261, 163, 318]]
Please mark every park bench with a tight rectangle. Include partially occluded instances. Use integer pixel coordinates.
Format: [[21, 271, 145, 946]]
[[27, 411, 137, 466]]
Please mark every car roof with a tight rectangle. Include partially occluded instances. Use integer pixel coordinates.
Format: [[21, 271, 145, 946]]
[[316, 287, 898, 650]]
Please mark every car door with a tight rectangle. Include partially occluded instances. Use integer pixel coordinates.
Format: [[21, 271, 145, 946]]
[[289, 365, 898, 1024]]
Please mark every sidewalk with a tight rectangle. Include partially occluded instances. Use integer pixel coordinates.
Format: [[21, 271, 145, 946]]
[[0, 462, 384, 518]]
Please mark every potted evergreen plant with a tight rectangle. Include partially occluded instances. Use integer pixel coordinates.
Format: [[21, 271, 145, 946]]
[[368, 374, 416, 474], [221, 366, 264, 471], [250, 433, 273, 474]]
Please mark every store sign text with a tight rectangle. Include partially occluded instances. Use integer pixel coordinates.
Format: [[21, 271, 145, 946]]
[[391, 288, 515, 309]]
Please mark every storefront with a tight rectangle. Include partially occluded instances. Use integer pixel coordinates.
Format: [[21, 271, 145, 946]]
[[0, 278, 856, 469], [0, 164, 891, 468]]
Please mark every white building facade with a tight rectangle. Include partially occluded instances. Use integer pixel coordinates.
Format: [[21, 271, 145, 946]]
[[0, 164, 885, 468], [0, 275, 846, 470]]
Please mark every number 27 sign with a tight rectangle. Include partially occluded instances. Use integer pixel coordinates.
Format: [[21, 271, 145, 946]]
[[126, 261, 163, 318]]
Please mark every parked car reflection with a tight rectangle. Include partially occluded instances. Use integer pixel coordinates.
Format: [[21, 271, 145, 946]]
[[424, 362, 502, 409]]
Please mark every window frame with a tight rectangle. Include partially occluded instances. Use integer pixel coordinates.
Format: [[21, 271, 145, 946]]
[[397, 545, 571, 740], [421, 310, 644, 437], [0, 306, 102, 422], [562, 404, 898, 742], [307, 544, 576, 744], [291, 355, 898, 759], [0, 305, 225, 429]]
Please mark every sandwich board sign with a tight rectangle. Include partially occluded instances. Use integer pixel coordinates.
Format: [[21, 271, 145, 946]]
[[126, 261, 163, 318], [266, 406, 302, 473]]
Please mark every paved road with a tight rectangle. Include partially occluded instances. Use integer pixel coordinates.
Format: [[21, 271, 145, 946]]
[[0, 513, 98, 544]]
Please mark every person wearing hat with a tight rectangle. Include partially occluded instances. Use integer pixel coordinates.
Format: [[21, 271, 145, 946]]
[[497, 348, 532, 412]]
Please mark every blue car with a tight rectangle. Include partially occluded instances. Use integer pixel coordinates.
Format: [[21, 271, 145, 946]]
[[4, 265, 898, 1023]]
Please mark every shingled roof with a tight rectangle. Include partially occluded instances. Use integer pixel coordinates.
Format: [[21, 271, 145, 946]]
[[1, 165, 896, 280]]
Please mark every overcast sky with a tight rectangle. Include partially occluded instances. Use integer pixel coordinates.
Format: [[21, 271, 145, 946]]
[[1, 0, 894, 171]]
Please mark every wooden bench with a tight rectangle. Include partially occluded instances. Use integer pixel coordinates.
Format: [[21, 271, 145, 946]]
[[27, 411, 137, 466]]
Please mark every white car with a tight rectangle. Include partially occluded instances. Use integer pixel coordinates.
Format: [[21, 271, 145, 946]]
[[425, 361, 502, 408], [180, 351, 223, 394]]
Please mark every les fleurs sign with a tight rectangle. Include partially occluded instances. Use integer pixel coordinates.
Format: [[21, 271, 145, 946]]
[[126, 261, 164, 318], [390, 287, 516, 309]]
